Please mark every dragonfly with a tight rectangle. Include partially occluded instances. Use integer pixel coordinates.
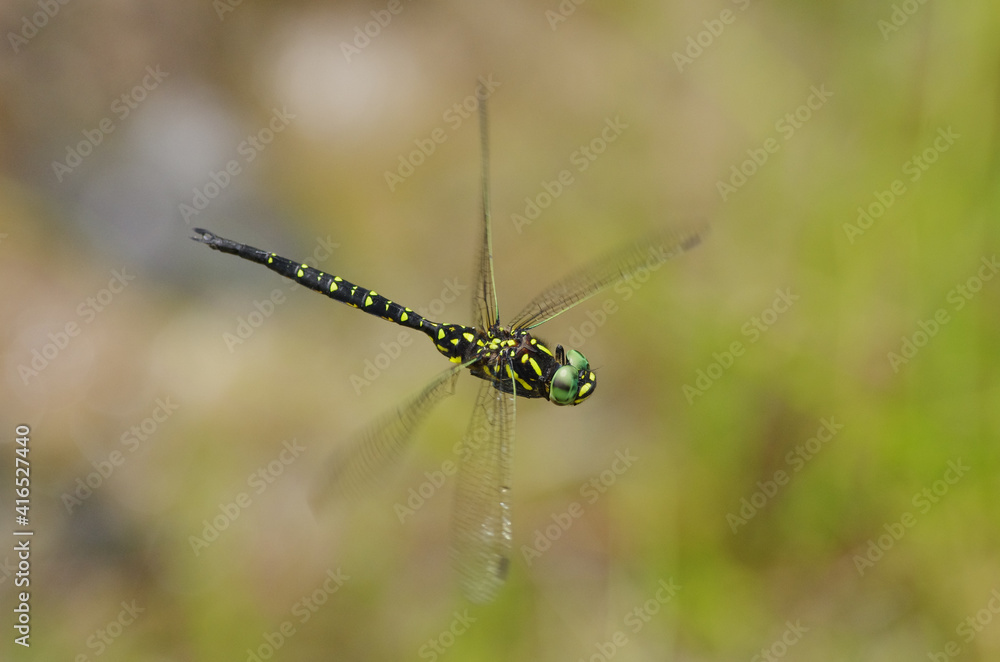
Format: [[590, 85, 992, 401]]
[[191, 85, 707, 603]]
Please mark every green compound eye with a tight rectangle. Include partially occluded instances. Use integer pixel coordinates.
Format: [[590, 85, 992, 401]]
[[550, 365, 579, 406], [566, 349, 589, 372]]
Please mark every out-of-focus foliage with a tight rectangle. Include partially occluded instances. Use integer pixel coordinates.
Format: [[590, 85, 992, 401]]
[[1, 1, 998, 660]]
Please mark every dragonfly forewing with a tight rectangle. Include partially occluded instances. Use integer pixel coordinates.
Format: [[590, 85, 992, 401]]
[[472, 83, 500, 332], [509, 221, 709, 330]]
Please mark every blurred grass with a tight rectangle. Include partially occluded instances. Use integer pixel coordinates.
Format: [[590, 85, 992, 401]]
[[1, 0, 999, 660]]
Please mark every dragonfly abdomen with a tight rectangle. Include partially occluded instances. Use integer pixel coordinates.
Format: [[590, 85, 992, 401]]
[[192, 228, 439, 339]]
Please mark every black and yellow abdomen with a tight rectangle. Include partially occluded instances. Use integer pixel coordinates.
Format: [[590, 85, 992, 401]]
[[192, 228, 444, 341]]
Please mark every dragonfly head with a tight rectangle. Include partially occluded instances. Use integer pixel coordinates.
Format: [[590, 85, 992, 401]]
[[549, 346, 596, 406]]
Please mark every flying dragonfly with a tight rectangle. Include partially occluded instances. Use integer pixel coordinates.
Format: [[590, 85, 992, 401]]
[[191, 84, 707, 603]]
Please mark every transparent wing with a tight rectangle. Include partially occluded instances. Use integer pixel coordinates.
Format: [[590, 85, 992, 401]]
[[509, 221, 710, 330], [310, 364, 464, 508], [451, 373, 515, 604], [472, 83, 500, 332]]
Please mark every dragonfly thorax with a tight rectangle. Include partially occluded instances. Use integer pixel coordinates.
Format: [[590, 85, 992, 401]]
[[431, 323, 596, 405]]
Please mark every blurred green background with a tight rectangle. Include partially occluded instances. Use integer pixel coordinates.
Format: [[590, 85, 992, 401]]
[[2, 0, 999, 660]]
